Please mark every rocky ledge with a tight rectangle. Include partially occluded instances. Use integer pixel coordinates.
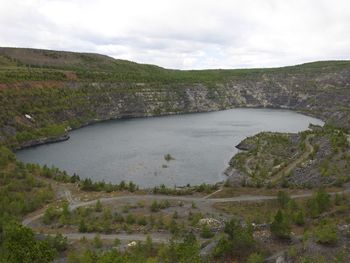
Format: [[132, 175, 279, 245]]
[[14, 134, 70, 151], [225, 127, 350, 188]]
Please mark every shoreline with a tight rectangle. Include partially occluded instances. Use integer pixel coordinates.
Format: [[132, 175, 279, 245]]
[[13, 105, 325, 151]]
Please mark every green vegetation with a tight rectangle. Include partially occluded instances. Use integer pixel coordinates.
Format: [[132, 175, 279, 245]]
[[0, 221, 67, 263], [164, 153, 175, 161], [215, 189, 349, 236], [40, 199, 200, 235], [153, 183, 219, 195], [80, 178, 138, 192], [1, 47, 350, 262], [200, 224, 214, 238], [307, 188, 331, 217], [0, 146, 54, 229], [247, 253, 264, 263], [213, 218, 255, 260], [314, 220, 339, 245], [230, 132, 301, 186], [270, 209, 291, 239], [229, 126, 350, 188], [66, 233, 203, 263], [0, 48, 350, 152]]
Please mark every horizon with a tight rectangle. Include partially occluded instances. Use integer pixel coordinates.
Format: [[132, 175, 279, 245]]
[[1, 0, 349, 70], [1, 45, 349, 71]]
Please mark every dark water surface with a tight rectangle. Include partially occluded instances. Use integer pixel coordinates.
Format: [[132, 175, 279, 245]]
[[16, 108, 323, 187]]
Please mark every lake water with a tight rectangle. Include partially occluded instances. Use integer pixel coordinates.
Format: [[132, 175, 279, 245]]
[[16, 108, 323, 187]]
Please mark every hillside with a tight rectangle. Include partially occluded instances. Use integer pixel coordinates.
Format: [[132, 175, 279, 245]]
[[0, 47, 350, 262], [0, 47, 350, 150]]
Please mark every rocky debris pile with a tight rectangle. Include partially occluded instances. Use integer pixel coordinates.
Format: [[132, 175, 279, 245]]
[[199, 218, 223, 231]]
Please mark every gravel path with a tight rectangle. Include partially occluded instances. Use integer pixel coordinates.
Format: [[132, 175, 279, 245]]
[[23, 185, 350, 241]]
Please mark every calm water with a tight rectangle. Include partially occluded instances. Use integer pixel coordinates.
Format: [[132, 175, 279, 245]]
[[16, 108, 323, 187]]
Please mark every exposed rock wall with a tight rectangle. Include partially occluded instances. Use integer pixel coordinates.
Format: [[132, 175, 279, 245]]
[[1, 68, 350, 149]]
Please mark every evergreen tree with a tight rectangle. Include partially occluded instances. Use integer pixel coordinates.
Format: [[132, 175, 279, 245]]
[[271, 209, 291, 239]]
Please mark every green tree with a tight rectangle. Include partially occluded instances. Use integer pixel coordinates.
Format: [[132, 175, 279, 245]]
[[43, 207, 59, 225], [307, 188, 331, 217], [158, 233, 201, 263], [113, 238, 121, 247], [247, 252, 264, 263], [1, 222, 56, 263], [293, 210, 305, 226], [78, 219, 87, 233], [314, 220, 339, 245], [46, 233, 68, 252], [214, 218, 255, 258], [59, 201, 70, 224], [200, 224, 214, 238], [315, 188, 331, 212], [150, 200, 159, 212], [93, 235, 103, 249], [270, 209, 291, 239], [277, 191, 291, 209], [95, 199, 102, 212]]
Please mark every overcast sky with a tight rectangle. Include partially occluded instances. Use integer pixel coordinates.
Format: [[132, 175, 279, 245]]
[[0, 0, 349, 69]]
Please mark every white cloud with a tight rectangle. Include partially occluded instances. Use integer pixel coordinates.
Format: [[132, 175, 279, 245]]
[[0, 0, 349, 69]]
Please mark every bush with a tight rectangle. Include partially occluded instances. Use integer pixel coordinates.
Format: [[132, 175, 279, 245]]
[[164, 154, 175, 161], [1, 222, 56, 263], [270, 210, 291, 239], [214, 218, 255, 258], [78, 219, 87, 233], [307, 188, 331, 217], [93, 235, 103, 249], [314, 220, 339, 245], [137, 216, 147, 226], [277, 191, 291, 209], [200, 224, 214, 239], [247, 252, 264, 263], [293, 210, 305, 226], [126, 213, 135, 224], [157, 233, 201, 263], [43, 207, 60, 225], [95, 199, 102, 212], [150, 201, 160, 212], [46, 233, 68, 252]]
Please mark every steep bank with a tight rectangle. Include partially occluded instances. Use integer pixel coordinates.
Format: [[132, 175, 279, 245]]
[[0, 47, 350, 149], [225, 126, 350, 188]]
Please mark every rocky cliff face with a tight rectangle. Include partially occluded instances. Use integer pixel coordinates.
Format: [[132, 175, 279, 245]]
[[53, 69, 350, 127], [0, 48, 350, 149], [1, 67, 350, 149]]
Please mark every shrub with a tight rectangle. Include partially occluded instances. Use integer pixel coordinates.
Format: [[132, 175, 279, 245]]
[[277, 191, 291, 208], [95, 199, 102, 212], [164, 154, 175, 161], [172, 211, 178, 219], [270, 210, 291, 239], [307, 188, 331, 217], [314, 220, 339, 245], [93, 235, 103, 249], [126, 213, 135, 224], [150, 201, 160, 212], [113, 238, 121, 247], [46, 233, 68, 252], [200, 224, 214, 239], [247, 252, 264, 263], [293, 210, 305, 226], [43, 207, 59, 225], [214, 218, 255, 258], [137, 216, 147, 226], [1, 222, 56, 263], [78, 219, 87, 233]]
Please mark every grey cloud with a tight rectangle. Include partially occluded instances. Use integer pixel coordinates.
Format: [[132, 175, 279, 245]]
[[0, 0, 349, 69]]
